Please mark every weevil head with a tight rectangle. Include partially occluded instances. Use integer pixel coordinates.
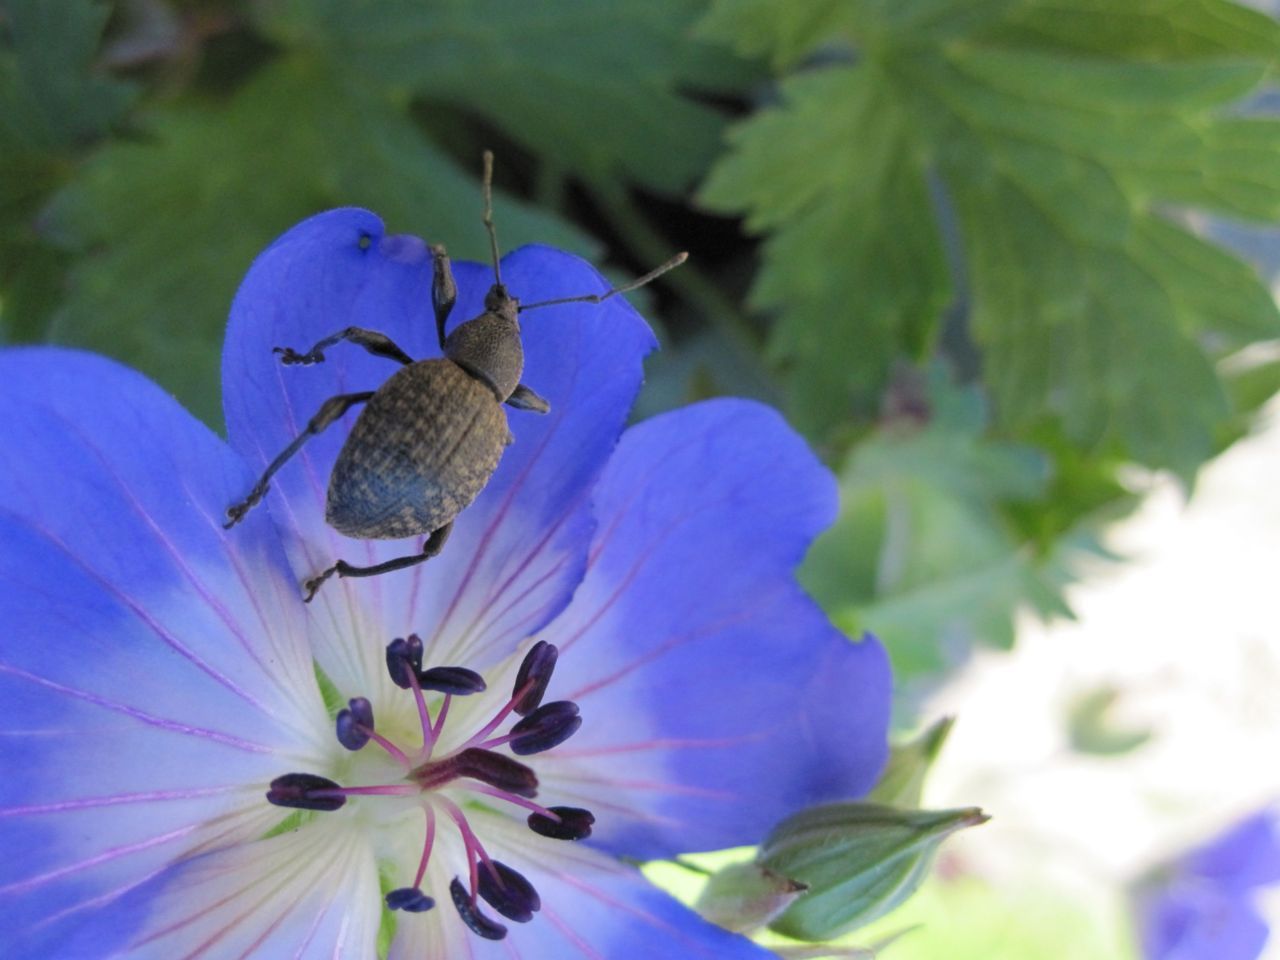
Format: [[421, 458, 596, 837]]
[[483, 283, 518, 318], [444, 287, 523, 402]]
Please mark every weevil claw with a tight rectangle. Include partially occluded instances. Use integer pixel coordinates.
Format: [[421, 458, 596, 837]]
[[274, 346, 324, 366], [302, 567, 337, 602]]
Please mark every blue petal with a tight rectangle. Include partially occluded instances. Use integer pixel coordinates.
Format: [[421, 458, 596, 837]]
[[1137, 882, 1270, 960], [0, 349, 329, 956], [535, 400, 892, 859], [221, 210, 655, 696], [1183, 809, 1280, 893]]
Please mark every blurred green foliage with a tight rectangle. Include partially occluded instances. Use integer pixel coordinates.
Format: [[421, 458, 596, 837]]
[[5, 0, 1280, 708]]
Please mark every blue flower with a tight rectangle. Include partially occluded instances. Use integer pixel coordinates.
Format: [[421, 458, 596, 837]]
[[1134, 807, 1280, 960], [0, 209, 892, 957]]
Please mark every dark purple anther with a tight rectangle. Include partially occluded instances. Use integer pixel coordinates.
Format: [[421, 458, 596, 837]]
[[527, 806, 594, 840], [477, 860, 541, 923], [418, 666, 487, 695], [266, 773, 346, 812], [386, 635, 424, 689], [335, 697, 374, 751], [385, 887, 435, 913], [512, 641, 558, 715], [454, 748, 539, 798], [509, 700, 581, 756], [450, 877, 507, 940]]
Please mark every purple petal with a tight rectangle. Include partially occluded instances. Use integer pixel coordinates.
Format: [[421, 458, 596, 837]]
[[388, 835, 775, 960], [535, 399, 892, 859], [0, 349, 328, 955], [1184, 809, 1280, 893], [1137, 882, 1270, 960], [221, 210, 654, 695]]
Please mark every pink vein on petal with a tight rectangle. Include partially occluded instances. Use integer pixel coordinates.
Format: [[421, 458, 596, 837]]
[[137, 830, 344, 957], [0, 664, 273, 753], [31, 862, 171, 938], [33, 809, 268, 933], [564, 592, 782, 702], [0, 785, 243, 817], [458, 552, 572, 664], [546, 773, 731, 800], [582, 418, 721, 568], [2, 511, 276, 718], [464, 457, 591, 627], [429, 405, 566, 653], [0, 822, 202, 896], [553, 872, 725, 957], [545, 735, 758, 761], [555, 538, 660, 656], [291, 901, 330, 960], [541, 904, 605, 960], [51, 414, 313, 733]]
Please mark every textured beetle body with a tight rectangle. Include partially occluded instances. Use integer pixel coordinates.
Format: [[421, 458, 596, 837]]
[[327, 359, 513, 540], [222, 150, 686, 600]]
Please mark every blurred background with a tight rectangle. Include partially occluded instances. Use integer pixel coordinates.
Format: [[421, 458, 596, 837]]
[[3, 1, 1279, 957]]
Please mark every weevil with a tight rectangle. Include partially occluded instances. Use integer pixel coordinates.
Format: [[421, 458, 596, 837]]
[[224, 152, 686, 601]]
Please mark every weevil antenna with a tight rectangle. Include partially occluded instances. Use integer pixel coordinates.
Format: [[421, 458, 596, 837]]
[[482, 150, 503, 288], [518, 252, 688, 313]]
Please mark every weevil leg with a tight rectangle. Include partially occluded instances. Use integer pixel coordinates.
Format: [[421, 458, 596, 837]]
[[506, 383, 550, 414], [223, 391, 375, 529], [302, 523, 454, 602], [275, 327, 414, 366], [430, 244, 457, 350]]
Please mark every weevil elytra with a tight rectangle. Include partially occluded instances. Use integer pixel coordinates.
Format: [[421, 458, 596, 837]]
[[224, 152, 686, 601]]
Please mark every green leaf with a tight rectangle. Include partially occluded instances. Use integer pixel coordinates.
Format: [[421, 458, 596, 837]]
[[0, 240, 70, 342], [974, 0, 1280, 60], [696, 0, 859, 68], [0, 0, 134, 341], [1002, 419, 1136, 551], [45, 57, 593, 428], [1218, 348, 1280, 447], [701, 0, 1280, 474], [702, 64, 952, 434], [800, 373, 1071, 683], [256, 0, 738, 192], [0, 0, 133, 159]]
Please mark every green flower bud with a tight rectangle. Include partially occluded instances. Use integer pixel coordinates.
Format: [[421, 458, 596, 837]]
[[694, 862, 807, 933], [867, 715, 955, 807], [760, 802, 988, 941]]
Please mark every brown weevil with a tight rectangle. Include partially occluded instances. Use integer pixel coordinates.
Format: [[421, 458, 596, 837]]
[[224, 152, 686, 601]]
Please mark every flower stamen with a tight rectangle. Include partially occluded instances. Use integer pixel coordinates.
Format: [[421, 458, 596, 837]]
[[450, 877, 507, 940], [262, 638, 592, 942], [385, 806, 439, 914], [528, 806, 595, 840]]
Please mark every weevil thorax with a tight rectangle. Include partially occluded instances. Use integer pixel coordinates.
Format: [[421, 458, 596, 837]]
[[443, 284, 523, 402]]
